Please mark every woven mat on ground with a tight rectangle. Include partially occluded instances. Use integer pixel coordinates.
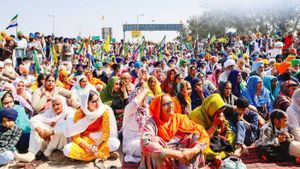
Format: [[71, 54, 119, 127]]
[[122, 161, 139, 169], [241, 144, 300, 169], [122, 146, 300, 169], [122, 155, 139, 169]]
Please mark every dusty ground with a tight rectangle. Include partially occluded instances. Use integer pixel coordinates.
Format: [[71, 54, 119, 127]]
[[3, 150, 123, 169]]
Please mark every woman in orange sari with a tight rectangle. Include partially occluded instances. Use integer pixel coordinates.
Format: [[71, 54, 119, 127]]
[[140, 94, 209, 168], [56, 69, 73, 90], [85, 70, 106, 92]]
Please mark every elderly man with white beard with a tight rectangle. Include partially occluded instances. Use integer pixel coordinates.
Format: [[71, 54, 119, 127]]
[[2, 59, 19, 81]]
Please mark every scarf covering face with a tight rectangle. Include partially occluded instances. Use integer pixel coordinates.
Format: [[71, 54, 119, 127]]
[[149, 94, 210, 144], [63, 89, 109, 137], [100, 76, 122, 106], [189, 93, 225, 129]]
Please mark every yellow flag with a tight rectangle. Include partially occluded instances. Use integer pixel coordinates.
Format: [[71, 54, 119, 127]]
[[218, 37, 227, 43], [52, 46, 58, 63], [187, 35, 192, 42], [103, 34, 110, 53], [209, 35, 216, 45]]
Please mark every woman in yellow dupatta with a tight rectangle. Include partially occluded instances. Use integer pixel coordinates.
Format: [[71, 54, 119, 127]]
[[147, 76, 163, 97], [63, 89, 119, 161], [30, 74, 46, 90], [189, 93, 235, 166]]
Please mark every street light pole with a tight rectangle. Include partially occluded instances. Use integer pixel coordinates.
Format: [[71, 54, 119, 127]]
[[136, 14, 144, 31], [48, 14, 55, 36]]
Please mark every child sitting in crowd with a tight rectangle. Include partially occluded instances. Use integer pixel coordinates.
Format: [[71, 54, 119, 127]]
[[256, 109, 300, 162], [226, 97, 259, 157], [0, 109, 22, 166]]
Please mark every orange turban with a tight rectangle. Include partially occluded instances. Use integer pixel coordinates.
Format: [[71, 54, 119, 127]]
[[277, 62, 291, 75], [285, 55, 296, 63], [5, 36, 12, 41], [210, 56, 218, 62], [205, 53, 211, 61], [290, 48, 297, 54]]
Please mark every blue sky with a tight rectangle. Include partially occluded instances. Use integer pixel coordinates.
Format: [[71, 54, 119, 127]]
[[0, 0, 201, 42], [2, 0, 298, 42]]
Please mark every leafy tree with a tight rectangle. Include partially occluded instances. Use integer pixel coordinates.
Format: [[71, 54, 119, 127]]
[[178, 1, 300, 40]]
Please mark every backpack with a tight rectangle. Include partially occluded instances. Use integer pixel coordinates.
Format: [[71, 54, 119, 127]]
[[220, 156, 247, 169]]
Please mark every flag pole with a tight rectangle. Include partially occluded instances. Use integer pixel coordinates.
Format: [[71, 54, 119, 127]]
[[16, 17, 18, 35]]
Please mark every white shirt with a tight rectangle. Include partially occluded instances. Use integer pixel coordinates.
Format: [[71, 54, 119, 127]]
[[123, 99, 150, 162], [15, 38, 28, 58], [16, 75, 36, 87], [287, 105, 300, 141], [271, 41, 283, 57], [123, 99, 149, 138], [218, 71, 229, 83]]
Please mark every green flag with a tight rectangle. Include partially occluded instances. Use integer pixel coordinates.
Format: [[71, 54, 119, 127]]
[[209, 35, 217, 46], [158, 35, 166, 61], [33, 50, 40, 75], [139, 36, 145, 57], [76, 42, 84, 54], [124, 43, 129, 55], [100, 45, 104, 61]]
